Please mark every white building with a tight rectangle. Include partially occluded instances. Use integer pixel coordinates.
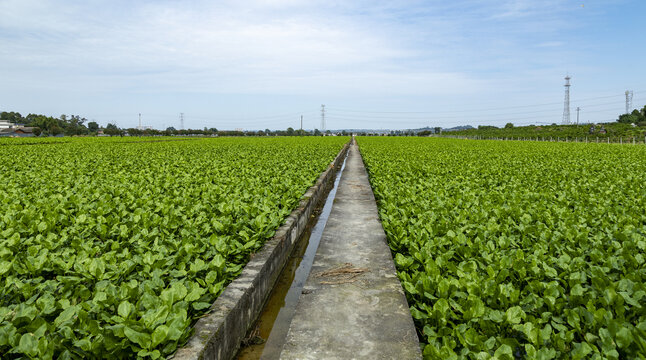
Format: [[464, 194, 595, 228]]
[[0, 120, 14, 129]]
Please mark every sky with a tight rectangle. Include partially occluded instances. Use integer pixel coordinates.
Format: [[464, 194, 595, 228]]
[[0, 0, 645, 130]]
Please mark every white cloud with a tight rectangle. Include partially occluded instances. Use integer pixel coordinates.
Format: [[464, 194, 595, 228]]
[[0, 0, 635, 128], [1, 1, 435, 94]]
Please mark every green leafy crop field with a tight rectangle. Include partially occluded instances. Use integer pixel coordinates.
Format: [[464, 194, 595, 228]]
[[359, 137, 646, 359], [0, 137, 347, 359]]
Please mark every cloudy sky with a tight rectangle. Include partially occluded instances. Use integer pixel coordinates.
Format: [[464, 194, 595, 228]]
[[0, 0, 644, 130]]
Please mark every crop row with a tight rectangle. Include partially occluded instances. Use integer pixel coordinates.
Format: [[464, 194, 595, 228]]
[[0, 137, 347, 359], [359, 137, 646, 359]]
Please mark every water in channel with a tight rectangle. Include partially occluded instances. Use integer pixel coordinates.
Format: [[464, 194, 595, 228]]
[[236, 152, 348, 360]]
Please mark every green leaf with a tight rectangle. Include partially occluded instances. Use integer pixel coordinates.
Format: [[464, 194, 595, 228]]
[[124, 327, 152, 349], [17, 333, 39, 357], [493, 344, 513, 359], [504, 306, 525, 325], [536, 347, 557, 360], [185, 283, 206, 302], [205, 270, 219, 285], [93, 291, 108, 304], [570, 284, 584, 296], [517, 322, 537, 345], [0, 261, 12, 275], [524, 344, 536, 358], [120, 224, 128, 237], [615, 327, 633, 349], [151, 325, 168, 347], [161, 282, 188, 306], [54, 306, 77, 327], [571, 342, 593, 359], [88, 258, 105, 279], [484, 337, 496, 350], [166, 309, 188, 341], [394, 253, 414, 269], [118, 301, 134, 319], [192, 302, 212, 311], [14, 304, 38, 322], [141, 305, 169, 329], [73, 338, 92, 351], [190, 259, 207, 274]]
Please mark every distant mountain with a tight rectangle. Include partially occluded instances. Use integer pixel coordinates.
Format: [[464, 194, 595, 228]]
[[326, 125, 475, 134], [442, 125, 475, 132], [407, 125, 475, 133], [329, 128, 391, 134]]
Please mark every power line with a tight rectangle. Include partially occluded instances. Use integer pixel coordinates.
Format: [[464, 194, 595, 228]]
[[325, 100, 627, 121], [79, 90, 644, 130], [327, 91, 643, 115], [83, 90, 643, 127], [325, 106, 631, 125]]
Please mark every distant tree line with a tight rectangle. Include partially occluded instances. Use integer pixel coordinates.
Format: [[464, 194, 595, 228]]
[[423, 104, 646, 139], [0, 111, 353, 137], [1, 111, 97, 137], [114, 126, 338, 137]]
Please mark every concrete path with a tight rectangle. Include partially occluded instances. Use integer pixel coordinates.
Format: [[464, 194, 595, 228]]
[[278, 141, 421, 360]]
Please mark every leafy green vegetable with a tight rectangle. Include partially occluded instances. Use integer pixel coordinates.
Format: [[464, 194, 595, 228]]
[[0, 137, 347, 358], [359, 137, 646, 359]]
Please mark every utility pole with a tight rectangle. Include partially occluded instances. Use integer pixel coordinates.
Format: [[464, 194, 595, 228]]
[[300, 115, 303, 135], [180, 113, 184, 130], [321, 104, 326, 132], [576, 107, 580, 125]]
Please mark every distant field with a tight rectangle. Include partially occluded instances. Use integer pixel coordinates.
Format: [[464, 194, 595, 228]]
[[0, 137, 347, 359], [359, 137, 646, 359]]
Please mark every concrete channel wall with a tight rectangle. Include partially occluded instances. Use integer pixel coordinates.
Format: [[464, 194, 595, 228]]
[[173, 142, 350, 360]]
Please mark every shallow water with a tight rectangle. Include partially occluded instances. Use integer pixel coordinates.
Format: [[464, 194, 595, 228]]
[[237, 152, 348, 360]]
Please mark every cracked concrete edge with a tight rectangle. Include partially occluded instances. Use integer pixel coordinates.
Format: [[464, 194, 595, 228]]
[[172, 141, 350, 360]]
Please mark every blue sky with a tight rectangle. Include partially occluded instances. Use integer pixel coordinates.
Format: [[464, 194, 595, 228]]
[[0, 0, 644, 130]]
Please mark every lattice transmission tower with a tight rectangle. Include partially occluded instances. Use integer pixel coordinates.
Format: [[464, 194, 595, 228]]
[[625, 90, 634, 114], [320, 104, 326, 132], [562, 75, 571, 125]]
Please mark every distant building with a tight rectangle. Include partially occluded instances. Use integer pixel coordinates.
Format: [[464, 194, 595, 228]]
[[14, 127, 34, 135], [0, 126, 35, 137], [136, 125, 153, 130], [0, 120, 15, 129]]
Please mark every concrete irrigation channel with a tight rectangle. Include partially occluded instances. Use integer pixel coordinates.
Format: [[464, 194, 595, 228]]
[[173, 141, 349, 360], [278, 140, 421, 360], [174, 138, 421, 359], [237, 143, 350, 359]]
